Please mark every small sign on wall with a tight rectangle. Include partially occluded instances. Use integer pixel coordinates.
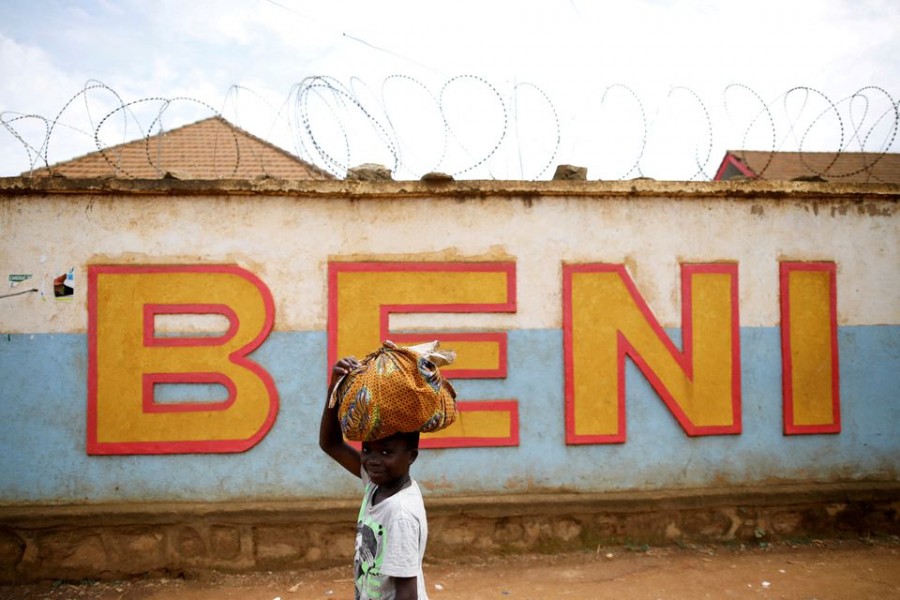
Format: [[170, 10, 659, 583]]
[[54, 268, 75, 300]]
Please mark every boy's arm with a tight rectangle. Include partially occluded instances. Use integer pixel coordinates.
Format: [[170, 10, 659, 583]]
[[318, 356, 362, 478], [393, 576, 418, 600]]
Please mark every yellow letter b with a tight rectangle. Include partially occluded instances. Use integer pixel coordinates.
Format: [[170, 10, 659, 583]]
[[88, 265, 278, 454]]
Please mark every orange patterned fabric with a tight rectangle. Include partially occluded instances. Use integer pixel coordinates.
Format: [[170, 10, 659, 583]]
[[331, 340, 457, 441]]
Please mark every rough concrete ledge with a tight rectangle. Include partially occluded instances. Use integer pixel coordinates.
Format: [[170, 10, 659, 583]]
[[1, 481, 897, 583], [1, 175, 898, 201]]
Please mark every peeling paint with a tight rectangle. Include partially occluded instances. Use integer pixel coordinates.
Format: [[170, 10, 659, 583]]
[[858, 201, 894, 217]]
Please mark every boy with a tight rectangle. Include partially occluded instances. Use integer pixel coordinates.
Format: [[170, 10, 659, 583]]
[[319, 356, 430, 600]]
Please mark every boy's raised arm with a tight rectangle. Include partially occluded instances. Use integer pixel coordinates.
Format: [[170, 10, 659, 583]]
[[319, 356, 362, 478]]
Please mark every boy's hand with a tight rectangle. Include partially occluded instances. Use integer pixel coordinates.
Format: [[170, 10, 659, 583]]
[[332, 355, 360, 378], [329, 356, 360, 392]]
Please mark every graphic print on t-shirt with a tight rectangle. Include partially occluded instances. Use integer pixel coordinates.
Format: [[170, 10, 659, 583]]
[[355, 514, 386, 599]]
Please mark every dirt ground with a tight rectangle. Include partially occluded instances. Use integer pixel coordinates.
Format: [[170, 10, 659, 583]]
[[2, 538, 898, 600]]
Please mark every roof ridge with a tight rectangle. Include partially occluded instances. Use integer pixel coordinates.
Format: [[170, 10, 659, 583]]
[[718, 150, 900, 183], [212, 116, 335, 179], [26, 115, 333, 179]]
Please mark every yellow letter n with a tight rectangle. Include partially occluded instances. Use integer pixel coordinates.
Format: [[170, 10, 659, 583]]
[[563, 263, 741, 444]]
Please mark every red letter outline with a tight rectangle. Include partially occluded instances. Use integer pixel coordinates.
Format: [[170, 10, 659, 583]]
[[88, 264, 279, 454], [563, 263, 742, 444], [780, 261, 841, 434]]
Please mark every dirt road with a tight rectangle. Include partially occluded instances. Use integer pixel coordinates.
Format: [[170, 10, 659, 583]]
[[2, 539, 898, 600]]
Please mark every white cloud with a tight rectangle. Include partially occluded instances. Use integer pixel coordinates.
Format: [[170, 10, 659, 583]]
[[0, 0, 896, 178], [0, 35, 100, 173]]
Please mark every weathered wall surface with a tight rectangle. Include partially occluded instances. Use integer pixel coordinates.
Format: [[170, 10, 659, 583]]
[[0, 178, 897, 580], [2, 483, 898, 582]]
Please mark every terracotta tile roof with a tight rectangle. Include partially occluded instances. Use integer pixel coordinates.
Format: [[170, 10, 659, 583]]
[[24, 116, 334, 180], [714, 150, 900, 184]]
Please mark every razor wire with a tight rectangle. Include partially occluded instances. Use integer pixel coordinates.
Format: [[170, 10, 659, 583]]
[[1, 78, 897, 181]]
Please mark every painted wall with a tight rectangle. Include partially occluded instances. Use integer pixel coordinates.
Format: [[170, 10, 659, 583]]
[[0, 180, 897, 505]]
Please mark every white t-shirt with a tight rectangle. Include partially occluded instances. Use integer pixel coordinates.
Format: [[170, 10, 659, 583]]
[[355, 471, 429, 600]]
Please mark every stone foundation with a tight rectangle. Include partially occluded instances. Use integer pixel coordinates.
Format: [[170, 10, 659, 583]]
[[1, 482, 897, 583]]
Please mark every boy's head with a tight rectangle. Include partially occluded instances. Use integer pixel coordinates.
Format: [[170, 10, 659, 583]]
[[393, 430, 420, 450], [360, 430, 420, 486]]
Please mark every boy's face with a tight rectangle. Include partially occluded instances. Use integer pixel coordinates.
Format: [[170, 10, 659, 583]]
[[361, 434, 418, 487]]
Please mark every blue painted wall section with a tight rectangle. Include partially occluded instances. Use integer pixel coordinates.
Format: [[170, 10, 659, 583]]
[[1, 327, 897, 504]]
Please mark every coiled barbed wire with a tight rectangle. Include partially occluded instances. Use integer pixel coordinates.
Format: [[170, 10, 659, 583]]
[[599, 84, 647, 179], [512, 81, 561, 180], [1, 79, 897, 181], [724, 83, 778, 177]]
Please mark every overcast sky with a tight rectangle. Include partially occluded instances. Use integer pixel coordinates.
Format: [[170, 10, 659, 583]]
[[1, 0, 898, 179]]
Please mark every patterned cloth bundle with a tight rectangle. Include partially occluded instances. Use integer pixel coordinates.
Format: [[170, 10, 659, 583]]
[[328, 340, 458, 441]]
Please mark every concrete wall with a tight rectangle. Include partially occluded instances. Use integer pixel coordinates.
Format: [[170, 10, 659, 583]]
[[0, 178, 898, 507]]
